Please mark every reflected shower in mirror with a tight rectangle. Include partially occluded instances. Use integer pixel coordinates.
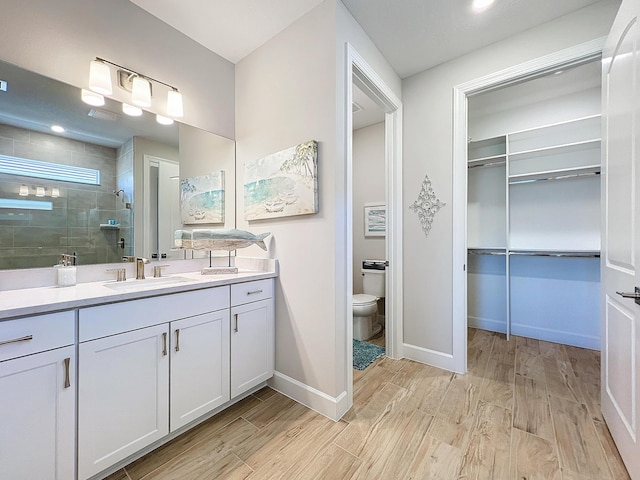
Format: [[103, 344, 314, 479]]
[[0, 59, 235, 270]]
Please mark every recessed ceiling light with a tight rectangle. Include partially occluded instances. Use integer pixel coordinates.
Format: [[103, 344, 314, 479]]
[[51, 125, 65, 133], [472, 0, 495, 12]]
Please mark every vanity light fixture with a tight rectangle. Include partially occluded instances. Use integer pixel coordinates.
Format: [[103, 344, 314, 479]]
[[166, 89, 184, 118], [19, 185, 29, 196], [156, 114, 174, 126], [86, 57, 184, 119], [51, 125, 65, 133], [89, 59, 113, 95], [472, 0, 495, 11], [131, 76, 152, 107], [122, 103, 143, 117], [35, 186, 46, 197], [81, 89, 105, 107], [51, 187, 60, 198]]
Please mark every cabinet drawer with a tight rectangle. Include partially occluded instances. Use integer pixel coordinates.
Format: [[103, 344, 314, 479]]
[[80, 286, 230, 341], [231, 279, 273, 306], [0, 311, 75, 362]]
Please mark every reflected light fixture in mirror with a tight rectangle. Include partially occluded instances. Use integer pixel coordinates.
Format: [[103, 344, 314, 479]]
[[472, 0, 495, 12], [122, 103, 143, 116], [156, 114, 174, 125], [81, 88, 104, 106]]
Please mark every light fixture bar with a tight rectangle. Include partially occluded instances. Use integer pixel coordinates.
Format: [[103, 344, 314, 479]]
[[95, 57, 178, 91], [0, 154, 100, 185]]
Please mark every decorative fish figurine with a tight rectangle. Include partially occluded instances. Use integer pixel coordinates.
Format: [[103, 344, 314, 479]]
[[175, 229, 270, 251]]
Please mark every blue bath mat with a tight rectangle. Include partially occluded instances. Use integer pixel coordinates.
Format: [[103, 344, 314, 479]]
[[353, 339, 385, 370]]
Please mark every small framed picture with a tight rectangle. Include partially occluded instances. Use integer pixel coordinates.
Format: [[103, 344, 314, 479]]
[[364, 203, 386, 237]]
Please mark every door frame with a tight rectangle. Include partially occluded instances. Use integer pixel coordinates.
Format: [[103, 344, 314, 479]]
[[344, 43, 403, 408], [451, 38, 606, 373]]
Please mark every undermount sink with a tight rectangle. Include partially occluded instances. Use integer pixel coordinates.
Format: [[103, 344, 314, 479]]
[[104, 276, 194, 291]]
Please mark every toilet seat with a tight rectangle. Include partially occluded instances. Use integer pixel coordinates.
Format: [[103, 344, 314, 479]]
[[353, 293, 377, 306]]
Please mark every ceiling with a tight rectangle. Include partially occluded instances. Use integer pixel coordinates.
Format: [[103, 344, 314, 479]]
[[130, 0, 605, 78]]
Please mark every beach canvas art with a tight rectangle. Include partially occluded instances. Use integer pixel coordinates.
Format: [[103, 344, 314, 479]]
[[364, 203, 386, 237], [180, 171, 225, 224], [244, 140, 318, 220]]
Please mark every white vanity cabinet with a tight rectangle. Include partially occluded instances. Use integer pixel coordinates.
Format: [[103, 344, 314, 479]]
[[0, 311, 76, 480], [230, 279, 275, 398], [77, 287, 230, 480]]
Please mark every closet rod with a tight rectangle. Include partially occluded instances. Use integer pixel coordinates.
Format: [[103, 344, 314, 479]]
[[467, 249, 507, 256], [468, 160, 506, 169], [509, 251, 600, 258], [509, 171, 599, 184]]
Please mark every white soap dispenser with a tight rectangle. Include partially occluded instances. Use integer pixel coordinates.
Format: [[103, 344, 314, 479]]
[[56, 253, 77, 287]]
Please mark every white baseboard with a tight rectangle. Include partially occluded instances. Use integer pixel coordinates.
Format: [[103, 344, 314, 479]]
[[468, 316, 507, 334], [511, 323, 599, 350], [268, 371, 349, 421]]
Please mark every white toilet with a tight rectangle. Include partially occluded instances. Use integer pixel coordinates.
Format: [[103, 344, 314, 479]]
[[353, 260, 386, 341]]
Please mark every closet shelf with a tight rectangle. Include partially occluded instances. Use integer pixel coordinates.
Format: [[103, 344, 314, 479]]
[[508, 138, 601, 159], [509, 165, 600, 184], [468, 155, 506, 168], [509, 249, 600, 258]]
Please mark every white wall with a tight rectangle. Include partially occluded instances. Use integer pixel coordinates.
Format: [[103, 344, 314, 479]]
[[401, 0, 619, 363], [235, 0, 400, 419], [0, 0, 235, 138], [352, 122, 385, 293]]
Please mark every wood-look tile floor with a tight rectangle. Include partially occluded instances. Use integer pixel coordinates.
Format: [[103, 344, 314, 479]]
[[105, 328, 630, 480]]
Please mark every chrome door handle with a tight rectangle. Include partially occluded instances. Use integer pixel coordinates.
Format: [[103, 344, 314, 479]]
[[616, 291, 640, 298], [616, 287, 640, 305], [63, 357, 71, 388], [0, 335, 33, 347], [175, 329, 180, 352], [162, 332, 167, 356], [234, 313, 239, 333]]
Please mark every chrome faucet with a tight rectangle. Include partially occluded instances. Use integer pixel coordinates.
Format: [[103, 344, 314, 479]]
[[136, 257, 149, 280]]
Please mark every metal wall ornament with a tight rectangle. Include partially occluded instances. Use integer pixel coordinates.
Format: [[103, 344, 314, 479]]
[[409, 173, 446, 238]]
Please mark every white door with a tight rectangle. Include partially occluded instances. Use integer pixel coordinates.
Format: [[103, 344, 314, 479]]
[[602, 1, 640, 477], [78, 324, 169, 479], [170, 310, 230, 431]]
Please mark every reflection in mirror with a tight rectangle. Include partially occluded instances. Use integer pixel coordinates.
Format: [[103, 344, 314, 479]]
[[0, 60, 235, 270]]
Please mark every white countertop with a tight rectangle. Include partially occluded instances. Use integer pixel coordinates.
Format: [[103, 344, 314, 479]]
[[0, 268, 277, 321]]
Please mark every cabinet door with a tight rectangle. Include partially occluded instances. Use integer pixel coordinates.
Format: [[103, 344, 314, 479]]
[[230, 298, 274, 398], [78, 324, 169, 480], [170, 310, 230, 431], [0, 346, 75, 480]]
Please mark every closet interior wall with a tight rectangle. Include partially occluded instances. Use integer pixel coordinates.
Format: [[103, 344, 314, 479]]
[[467, 60, 601, 349]]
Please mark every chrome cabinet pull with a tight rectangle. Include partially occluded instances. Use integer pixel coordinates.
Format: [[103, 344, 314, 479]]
[[0, 335, 33, 347], [234, 313, 239, 333], [616, 291, 640, 298], [63, 357, 71, 388], [162, 332, 167, 356], [175, 329, 180, 352], [247, 289, 263, 295]]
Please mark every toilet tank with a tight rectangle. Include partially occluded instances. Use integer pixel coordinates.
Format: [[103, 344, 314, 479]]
[[361, 260, 386, 297]]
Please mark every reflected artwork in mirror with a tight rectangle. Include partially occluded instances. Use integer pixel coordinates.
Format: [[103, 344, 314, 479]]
[[0, 59, 235, 270]]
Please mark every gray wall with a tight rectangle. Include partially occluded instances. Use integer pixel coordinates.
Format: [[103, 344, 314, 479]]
[[352, 122, 385, 293], [0, 124, 121, 268]]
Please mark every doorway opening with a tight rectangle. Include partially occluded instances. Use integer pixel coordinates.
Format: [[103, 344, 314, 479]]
[[344, 44, 402, 411], [452, 39, 605, 373]]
